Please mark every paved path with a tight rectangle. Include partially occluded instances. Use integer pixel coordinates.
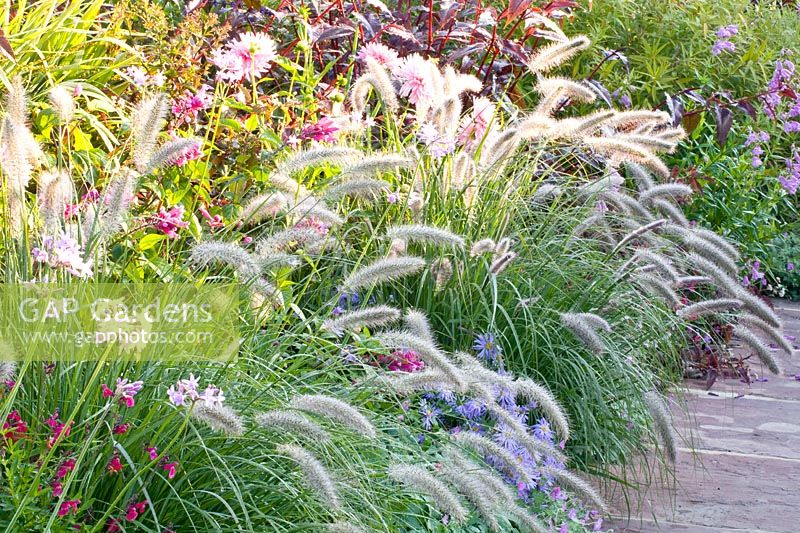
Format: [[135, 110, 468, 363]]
[[607, 299, 800, 533]]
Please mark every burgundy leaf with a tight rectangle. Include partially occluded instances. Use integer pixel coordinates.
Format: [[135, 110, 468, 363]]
[[382, 23, 421, 45], [314, 25, 355, 43], [735, 100, 758, 120], [497, 39, 530, 65], [0, 29, 14, 61], [714, 105, 734, 147], [684, 90, 706, 107], [504, 0, 532, 20], [585, 79, 613, 108], [446, 43, 486, 64]]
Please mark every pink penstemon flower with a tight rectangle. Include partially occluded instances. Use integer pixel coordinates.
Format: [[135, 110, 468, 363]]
[[152, 204, 189, 239], [57, 499, 80, 517], [198, 205, 224, 228], [102, 377, 144, 407]]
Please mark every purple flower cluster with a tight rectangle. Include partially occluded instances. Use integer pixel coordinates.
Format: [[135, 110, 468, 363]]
[[711, 25, 738, 56], [779, 149, 800, 194], [167, 374, 225, 407], [742, 260, 767, 288], [763, 52, 795, 119], [744, 130, 770, 168], [31, 234, 94, 278]]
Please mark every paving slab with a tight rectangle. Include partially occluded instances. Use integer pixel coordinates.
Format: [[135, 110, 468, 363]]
[[605, 299, 800, 533]]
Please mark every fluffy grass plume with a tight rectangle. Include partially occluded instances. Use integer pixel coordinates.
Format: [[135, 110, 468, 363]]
[[638, 183, 694, 205], [189, 241, 262, 280], [430, 258, 454, 291], [324, 178, 389, 201], [540, 466, 608, 514], [686, 253, 781, 328], [453, 431, 531, 484], [625, 162, 656, 191], [322, 305, 402, 335], [615, 219, 666, 249], [131, 94, 168, 173], [738, 314, 794, 355], [190, 401, 245, 436], [507, 506, 549, 533], [326, 522, 368, 533], [682, 236, 739, 276], [290, 394, 377, 439], [277, 444, 341, 511], [404, 309, 435, 344], [342, 256, 427, 291], [560, 312, 606, 354], [255, 410, 331, 442], [643, 391, 677, 463], [634, 272, 681, 306], [351, 72, 397, 117], [651, 198, 689, 227], [146, 137, 201, 174], [276, 146, 362, 176], [600, 190, 654, 221], [676, 298, 743, 319], [514, 378, 570, 439], [673, 275, 713, 288], [634, 249, 679, 281], [732, 325, 781, 375], [385, 224, 465, 248], [48, 85, 75, 124], [470, 238, 496, 257], [388, 464, 468, 523], [37, 170, 75, 233], [528, 35, 591, 73], [338, 154, 414, 180], [489, 251, 517, 275], [441, 467, 501, 532], [90, 167, 139, 239], [374, 330, 466, 391], [382, 370, 458, 395], [578, 174, 624, 199], [535, 77, 596, 103], [691, 227, 741, 262], [238, 191, 288, 224]]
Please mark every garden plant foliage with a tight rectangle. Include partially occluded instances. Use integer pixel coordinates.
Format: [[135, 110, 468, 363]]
[[0, 0, 791, 531]]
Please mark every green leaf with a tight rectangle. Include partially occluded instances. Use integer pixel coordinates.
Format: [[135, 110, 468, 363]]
[[138, 233, 166, 251]]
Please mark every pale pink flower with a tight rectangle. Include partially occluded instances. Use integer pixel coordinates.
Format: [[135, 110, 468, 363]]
[[211, 32, 277, 83], [125, 66, 149, 87], [394, 54, 436, 105], [357, 42, 401, 70], [458, 97, 496, 149], [172, 85, 213, 126]]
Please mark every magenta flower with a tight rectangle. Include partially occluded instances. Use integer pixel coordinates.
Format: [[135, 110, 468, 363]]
[[107, 454, 123, 474], [300, 116, 339, 143], [198, 205, 224, 228], [102, 378, 143, 407], [172, 85, 213, 126], [162, 461, 178, 479], [357, 42, 401, 70], [125, 500, 147, 522], [152, 205, 189, 239], [57, 499, 80, 517], [51, 481, 63, 497], [211, 32, 277, 83], [167, 137, 203, 167], [145, 445, 159, 461], [394, 54, 436, 105], [56, 458, 76, 479]]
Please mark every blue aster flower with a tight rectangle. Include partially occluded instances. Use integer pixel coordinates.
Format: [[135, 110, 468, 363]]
[[473, 332, 501, 362]]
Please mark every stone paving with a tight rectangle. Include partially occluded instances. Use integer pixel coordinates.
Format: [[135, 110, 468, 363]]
[[607, 299, 800, 533]]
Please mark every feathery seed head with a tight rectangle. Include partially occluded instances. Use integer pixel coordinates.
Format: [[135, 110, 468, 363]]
[[290, 394, 377, 439], [388, 464, 468, 523], [322, 305, 402, 336], [255, 410, 331, 442], [342, 256, 427, 292], [277, 444, 341, 511]]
